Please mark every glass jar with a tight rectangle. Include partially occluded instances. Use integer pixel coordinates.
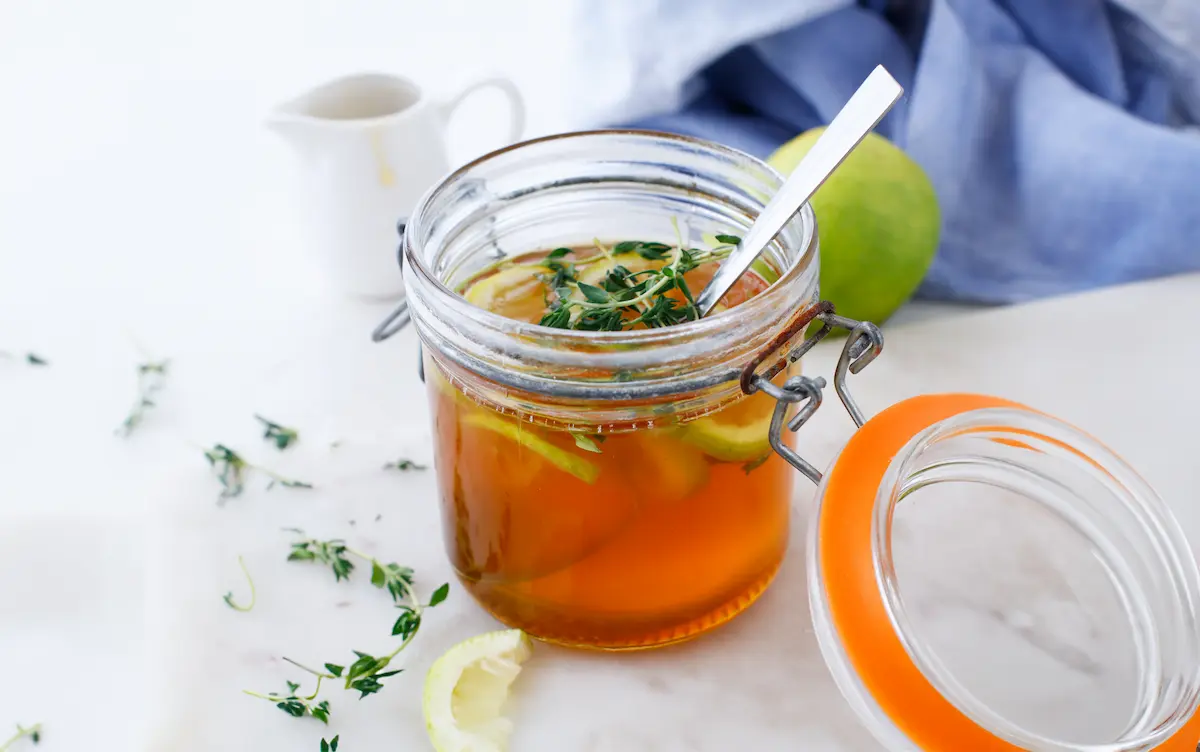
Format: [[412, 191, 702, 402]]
[[795, 384, 1200, 750], [400, 130, 819, 649]]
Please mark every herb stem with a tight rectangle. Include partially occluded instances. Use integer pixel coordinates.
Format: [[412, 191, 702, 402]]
[[223, 555, 256, 612], [0, 724, 41, 751], [341, 547, 429, 629]]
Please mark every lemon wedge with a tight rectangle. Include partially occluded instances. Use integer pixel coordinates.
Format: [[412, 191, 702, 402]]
[[676, 410, 774, 462], [424, 629, 533, 752], [462, 412, 600, 484]]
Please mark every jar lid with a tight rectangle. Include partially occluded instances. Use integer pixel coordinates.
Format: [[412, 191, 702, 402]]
[[747, 306, 1200, 750]]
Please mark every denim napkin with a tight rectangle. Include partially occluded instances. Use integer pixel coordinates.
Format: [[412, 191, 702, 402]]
[[583, 0, 1200, 304]]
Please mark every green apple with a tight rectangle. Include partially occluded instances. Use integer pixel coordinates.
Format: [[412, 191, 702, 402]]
[[767, 128, 940, 326]]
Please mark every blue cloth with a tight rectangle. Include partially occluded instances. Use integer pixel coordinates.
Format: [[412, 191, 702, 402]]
[[620, 0, 1200, 304]]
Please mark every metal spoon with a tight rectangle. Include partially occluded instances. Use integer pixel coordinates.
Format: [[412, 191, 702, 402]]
[[694, 65, 905, 317]]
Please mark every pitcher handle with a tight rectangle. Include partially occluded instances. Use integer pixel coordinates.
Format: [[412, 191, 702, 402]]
[[439, 76, 527, 146]]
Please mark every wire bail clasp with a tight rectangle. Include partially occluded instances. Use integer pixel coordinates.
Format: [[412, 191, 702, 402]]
[[742, 305, 884, 484]]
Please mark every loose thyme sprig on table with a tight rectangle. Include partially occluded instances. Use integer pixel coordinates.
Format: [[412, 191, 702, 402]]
[[383, 458, 426, 471], [536, 233, 741, 331], [0, 352, 48, 367], [255, 414, 300, 450], [0, 723, 41, 751], [116, 360, 168, 436], [203, 444, 313, 501], [244, 532, 450, 724], [222, 555, 256, 612]]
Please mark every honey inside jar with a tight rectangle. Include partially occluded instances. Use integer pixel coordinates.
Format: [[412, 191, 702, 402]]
[[426, 237, 798, 649]]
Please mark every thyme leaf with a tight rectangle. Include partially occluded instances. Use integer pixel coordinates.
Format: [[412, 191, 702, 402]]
[[255, 414, 299, 450], [571, 433, 603, 453], [116, 360, 168, 436]]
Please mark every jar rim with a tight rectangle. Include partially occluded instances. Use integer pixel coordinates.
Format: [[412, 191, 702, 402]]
[[402, 128, 818, 348]]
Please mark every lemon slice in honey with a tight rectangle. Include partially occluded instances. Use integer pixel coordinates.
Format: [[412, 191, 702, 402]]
[[676, 409, 774, 462], [423, 629, 533, 752], [462, 265, 547, 320], [462, 412, 600, 484]]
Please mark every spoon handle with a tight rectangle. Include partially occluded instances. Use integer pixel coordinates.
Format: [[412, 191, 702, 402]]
[[695, 65, 905, 317]]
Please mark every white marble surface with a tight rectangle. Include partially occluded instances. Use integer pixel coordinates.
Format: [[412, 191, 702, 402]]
[[4, 272, 1200, 751], [3, 1, 1200, 750]]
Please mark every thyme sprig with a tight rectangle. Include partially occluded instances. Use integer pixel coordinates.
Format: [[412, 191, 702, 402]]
[[223, 555, 256, 612], [203, 444, 313, 501], [246, 533, 450, 724], [0, 724, 41, 751], [116, 360, 168, 436], [536, 234, 741, 331], [0, 352, 48, 366], [244, 678, 331, 724], [255, 414, 299, 450], [321, 737, 340, 752], [383, 458, 426, 471]]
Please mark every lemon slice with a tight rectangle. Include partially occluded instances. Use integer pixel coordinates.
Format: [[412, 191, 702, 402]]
[[462, 412, 600, 484], [628, 429, 710, 502], [676, 410, 773, 462], [462, 265, 546, 311], [424, 629, 533, 752], [577, 255, 660, 287]]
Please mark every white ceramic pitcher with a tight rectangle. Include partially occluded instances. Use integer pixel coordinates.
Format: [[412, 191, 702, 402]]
[[268, 72, 525, 300]]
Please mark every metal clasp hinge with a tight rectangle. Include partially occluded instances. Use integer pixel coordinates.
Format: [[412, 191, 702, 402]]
[[743, 306, 884, 485]]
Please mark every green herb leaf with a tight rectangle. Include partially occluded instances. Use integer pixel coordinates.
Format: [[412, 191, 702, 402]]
[[392, 608, 420, 640], [255, 414, 300, 450], [24, 353, 48, 366], [715, 234, 742, 245], [546, 247, 571, 259], [324, 663, 344, 677], [539, 306, 571, 329], [577, 282, 609, 303], [572, 433, 603, 453], [428, 582, 450, 607], [310, 700, 331, 724]]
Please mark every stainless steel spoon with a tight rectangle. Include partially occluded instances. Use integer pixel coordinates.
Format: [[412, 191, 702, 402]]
[[694, 65, 905, 317]]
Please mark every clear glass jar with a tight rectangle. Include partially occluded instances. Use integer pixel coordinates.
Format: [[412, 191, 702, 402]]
[[402, 130, 818, 649], [805, 392, 1200, 750]]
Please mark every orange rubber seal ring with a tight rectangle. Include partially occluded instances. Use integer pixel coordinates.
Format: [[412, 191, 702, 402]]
[[818, 393, 1200, 750]]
